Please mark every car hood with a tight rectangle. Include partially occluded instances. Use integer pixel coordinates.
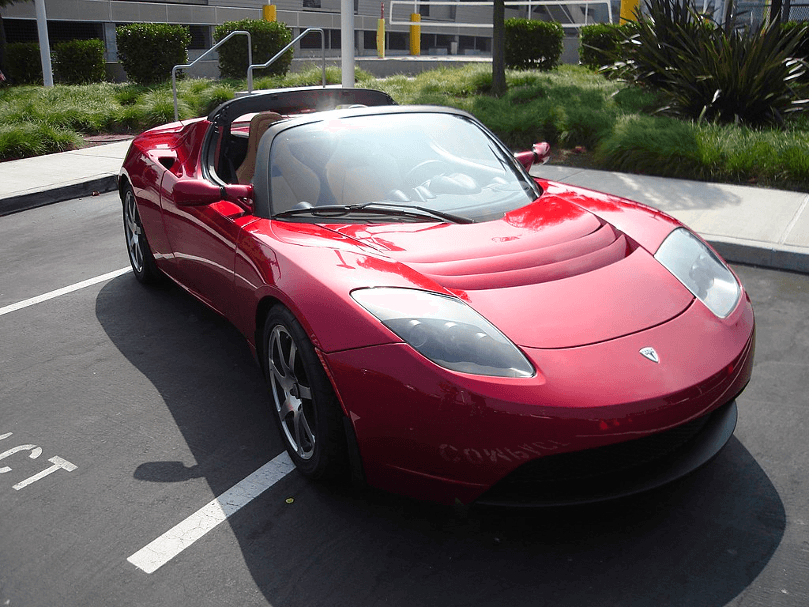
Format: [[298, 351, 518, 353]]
[[327, 195, 694, 349]]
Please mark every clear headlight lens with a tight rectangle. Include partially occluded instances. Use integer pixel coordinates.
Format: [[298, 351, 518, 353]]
[[351, 288, 535, 378], [655, 228, 741, 318]]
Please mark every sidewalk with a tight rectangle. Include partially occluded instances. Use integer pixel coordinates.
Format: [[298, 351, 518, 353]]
[[0, 140, 806, 273]]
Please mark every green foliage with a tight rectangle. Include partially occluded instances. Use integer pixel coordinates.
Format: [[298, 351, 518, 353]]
[[173, 78, 236, 116], [53, 39, 105, 85], [579, 23, 634, 70], [595, 114, 808, 189], [252, 65, 350, 91], [116, 23, 191, 85], [214, 20, 293, 80], [606, 0, 808, 125], [504, 18, 564, 71], [0, 64, 805, 190], [6, 42, 42, 85], [0, 120, 81, 160], [594, 114, 704, 176], [781, 20, 809, 85]]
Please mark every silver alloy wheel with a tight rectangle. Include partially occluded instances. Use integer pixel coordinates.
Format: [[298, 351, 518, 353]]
[[124, 190, 144, 274], [268, 324, 316, 460]]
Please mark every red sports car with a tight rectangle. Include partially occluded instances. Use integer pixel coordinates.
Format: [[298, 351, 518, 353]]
[[119, 86, 755, 506]]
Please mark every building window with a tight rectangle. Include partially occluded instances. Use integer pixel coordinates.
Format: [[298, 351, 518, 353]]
[[188, 25, 210, 50]]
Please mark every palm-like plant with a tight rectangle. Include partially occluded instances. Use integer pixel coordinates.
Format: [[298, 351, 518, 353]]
[[606, 0, 808, 125]]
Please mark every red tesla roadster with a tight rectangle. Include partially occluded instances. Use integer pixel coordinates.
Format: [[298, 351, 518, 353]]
[[119, 86, 755, 506]]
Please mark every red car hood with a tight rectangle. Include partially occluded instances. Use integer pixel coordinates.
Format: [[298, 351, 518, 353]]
[[328, 195, 694, 349]]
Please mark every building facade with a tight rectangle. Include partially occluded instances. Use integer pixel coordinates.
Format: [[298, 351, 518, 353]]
[[1, 0, 617, 76]]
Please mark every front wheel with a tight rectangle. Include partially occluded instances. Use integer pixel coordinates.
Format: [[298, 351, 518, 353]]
[[263, 305, 348, 480], [122, 184, 162, 283]]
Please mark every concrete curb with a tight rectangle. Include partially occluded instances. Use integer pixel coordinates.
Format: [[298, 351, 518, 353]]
[[707, 238, 808, 274], [0, 176, 119, 217]]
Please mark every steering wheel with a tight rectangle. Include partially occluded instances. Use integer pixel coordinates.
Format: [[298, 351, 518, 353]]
[[404, 160, 451, 186]]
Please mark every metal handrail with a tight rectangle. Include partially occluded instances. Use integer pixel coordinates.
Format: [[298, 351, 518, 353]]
[[247, 27, 326, 95], [172, 30, 252, 122]]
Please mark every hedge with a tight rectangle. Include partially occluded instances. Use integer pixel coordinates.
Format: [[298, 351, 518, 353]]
[[6, 42, 43, 85], [214, 19, 293, 80], [116, 23, 191, 85], [579, 23, 635, 70], [53, 39, 106, 84], [504, 19, 564, 71]]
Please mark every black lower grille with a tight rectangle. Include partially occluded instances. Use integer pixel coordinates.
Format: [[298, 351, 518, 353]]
[[503, 414, 709, 486], [477, 400, 738, 507]]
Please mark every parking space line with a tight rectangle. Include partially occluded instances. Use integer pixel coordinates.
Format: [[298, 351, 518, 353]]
[[127, 452, 295, 574], [0, 267, 132, 317]]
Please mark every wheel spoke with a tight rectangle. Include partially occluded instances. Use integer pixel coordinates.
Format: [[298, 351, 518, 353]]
[[286, 342, 298, 378], [294, 407, 315, 457], [269, 327, 295, 393], [297, 384, 312, 401]]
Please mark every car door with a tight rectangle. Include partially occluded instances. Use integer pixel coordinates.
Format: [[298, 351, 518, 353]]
[[159, 168, 252, 320]]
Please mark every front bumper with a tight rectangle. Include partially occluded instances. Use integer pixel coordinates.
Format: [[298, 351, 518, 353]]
[[323, 296, 755, 506]]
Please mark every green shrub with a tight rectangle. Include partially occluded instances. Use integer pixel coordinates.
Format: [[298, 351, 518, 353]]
[[52, 39, 106, 85], [579, 23, 634, 70], [116, 23, 191, 85], [607, 0, 808, 125], [6, 42, 43, 85], [595, 114, 704, 177], [0, 121, 81, 160], [214, 19, 293, 80], [504, 19, 564, 71]]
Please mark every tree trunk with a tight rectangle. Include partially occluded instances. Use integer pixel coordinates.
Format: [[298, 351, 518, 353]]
[[0, 15, 8, 82], [492, 0, 506, 96]]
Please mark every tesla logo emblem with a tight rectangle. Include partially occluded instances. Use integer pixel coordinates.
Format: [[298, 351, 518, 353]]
[[640, 347, 660, 363]]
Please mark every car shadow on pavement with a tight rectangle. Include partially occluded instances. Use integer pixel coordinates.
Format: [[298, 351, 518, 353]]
[[96, 274, 785, 606]]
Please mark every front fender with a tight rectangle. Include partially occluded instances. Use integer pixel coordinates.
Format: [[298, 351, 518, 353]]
[[233, 218, 453, 356]]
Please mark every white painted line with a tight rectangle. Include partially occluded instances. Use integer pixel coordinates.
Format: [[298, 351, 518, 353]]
[[0, 267, 131, 317], [127, 452, 295, 574]]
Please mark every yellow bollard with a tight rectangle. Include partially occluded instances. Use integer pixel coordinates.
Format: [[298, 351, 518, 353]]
[[263, 5, 277, 22], [619, 0, 640, 22], [377, 19, 385, 58], [410, 13, 421, 56]]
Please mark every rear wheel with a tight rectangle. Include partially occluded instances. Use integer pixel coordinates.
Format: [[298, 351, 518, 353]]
[[263, 305, 348, 479], [122, 184, 162, 283]]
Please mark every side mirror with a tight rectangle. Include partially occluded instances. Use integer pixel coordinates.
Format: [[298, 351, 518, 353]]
[[515, 142, 551, 171], [223, 183, 254, 211], [171, 181, 254, 211], [172, 179, 223, 207]]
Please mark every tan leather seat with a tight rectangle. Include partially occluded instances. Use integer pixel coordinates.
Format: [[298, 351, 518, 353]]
[[325, 144, 401, 206], [236, 111, 283, 184], [270, 137, 321, 213]]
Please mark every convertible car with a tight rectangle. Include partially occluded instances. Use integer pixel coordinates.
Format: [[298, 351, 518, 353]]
[[119, 86, 755, 506]]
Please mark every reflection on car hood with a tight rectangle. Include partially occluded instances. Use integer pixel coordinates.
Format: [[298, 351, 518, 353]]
[[328, 195, 693, 349]]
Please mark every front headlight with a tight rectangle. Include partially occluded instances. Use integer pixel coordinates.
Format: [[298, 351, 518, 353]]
[[655, 228, 741, 318], [351, 288, 535, 378]]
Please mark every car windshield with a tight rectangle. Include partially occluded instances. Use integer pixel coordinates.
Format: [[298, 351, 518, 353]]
[[269, 112, 539, 223]]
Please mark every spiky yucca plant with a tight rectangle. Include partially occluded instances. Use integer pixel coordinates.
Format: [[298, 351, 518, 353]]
[[606, 0, 808, 126]]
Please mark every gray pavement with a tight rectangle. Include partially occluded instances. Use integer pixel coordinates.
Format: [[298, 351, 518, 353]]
[[0, 139, 806, 272]]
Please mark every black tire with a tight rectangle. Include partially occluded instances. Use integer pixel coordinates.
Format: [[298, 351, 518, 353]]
[[263, 305, 349, 480], [122, 184, 162, 284]]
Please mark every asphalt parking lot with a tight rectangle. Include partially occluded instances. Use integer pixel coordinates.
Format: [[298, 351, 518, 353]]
[[0, 191, 807, 606]]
